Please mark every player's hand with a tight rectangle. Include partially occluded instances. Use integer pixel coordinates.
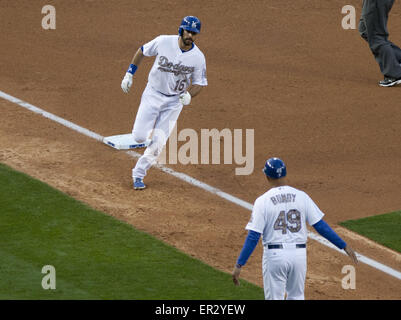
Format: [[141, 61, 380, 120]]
[[179, 91, 191, 105], [121, 72, 133, 93], [344, 245, 359, 265], [232, 265, 241, 286]]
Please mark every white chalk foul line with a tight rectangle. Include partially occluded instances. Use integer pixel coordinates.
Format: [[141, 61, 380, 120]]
[[1, 89, 400, 281], [0, 91, 103, 142]]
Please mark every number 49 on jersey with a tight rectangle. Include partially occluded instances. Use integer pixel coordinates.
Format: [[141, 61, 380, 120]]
[[274, 210, 302, 234]]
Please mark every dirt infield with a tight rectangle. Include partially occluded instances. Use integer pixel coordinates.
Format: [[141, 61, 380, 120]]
[[1, 0, 401, 299]]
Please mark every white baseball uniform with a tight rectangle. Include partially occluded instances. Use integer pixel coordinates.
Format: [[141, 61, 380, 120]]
[[245, 185, 324, 300], [132, 35, 207, 180]]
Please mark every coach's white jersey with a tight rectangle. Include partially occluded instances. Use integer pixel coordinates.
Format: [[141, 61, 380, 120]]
[[142, 35, 207, 96], [246, 186, 324, 246]]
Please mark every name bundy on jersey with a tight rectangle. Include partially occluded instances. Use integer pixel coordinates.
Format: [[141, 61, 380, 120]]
[[271, 193, 296, 205]]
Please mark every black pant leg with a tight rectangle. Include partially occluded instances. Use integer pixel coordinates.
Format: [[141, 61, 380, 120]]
[[390, 43, 401, 63], [358, 0, 370, 42], [360, 0, 401, 78]]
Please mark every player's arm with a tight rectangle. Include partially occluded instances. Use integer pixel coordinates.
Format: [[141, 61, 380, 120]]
[[233, 198, 264, 285], [187, 84, 202, 98], [179, 84, 204, 106], [180, 56, 207, 105], [180, 84, 203, 106], [121, 47, 145, 94], [232, 230, 261, 286], [312, 219, 358, 264], [130, 47, 145, 67]]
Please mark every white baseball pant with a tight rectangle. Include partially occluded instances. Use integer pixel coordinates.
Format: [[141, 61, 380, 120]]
[[262, 244, 307, 300], [132, 84, 183, 179]]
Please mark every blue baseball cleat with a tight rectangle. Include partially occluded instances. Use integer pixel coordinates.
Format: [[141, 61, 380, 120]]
[[133, 178, 146, 190]]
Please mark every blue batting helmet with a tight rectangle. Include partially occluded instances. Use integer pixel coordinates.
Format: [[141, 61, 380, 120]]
[[179, 16, 201, 35], [263, 157, 287, 179]]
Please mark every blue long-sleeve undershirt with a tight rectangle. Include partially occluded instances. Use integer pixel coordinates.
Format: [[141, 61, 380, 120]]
[[313, 219, 346, 249], [236, 230, 261, 266]]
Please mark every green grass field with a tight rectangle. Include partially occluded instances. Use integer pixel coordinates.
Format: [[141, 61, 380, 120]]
[[340, 211, 401, 253], [0, 163, 264, 300]]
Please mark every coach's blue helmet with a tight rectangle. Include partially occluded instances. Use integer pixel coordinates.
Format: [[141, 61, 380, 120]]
[[179, 16, 201, 35], [263, 157, 287, 179]]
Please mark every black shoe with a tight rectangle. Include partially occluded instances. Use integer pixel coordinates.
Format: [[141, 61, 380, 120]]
[[379, 77, 401, 87]]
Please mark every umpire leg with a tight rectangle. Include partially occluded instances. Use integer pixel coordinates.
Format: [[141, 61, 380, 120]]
[[359, 0, 401, 79]]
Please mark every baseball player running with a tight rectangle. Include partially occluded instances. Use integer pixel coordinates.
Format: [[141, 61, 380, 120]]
[[120, 16, 207, 190], [232, 157, 358, 300]]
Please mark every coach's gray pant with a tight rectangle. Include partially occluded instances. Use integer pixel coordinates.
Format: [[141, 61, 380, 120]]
[[359, 0, 401, 79]]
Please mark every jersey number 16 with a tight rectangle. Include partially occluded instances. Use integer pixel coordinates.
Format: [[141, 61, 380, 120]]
[[273, 209, 302, 234], [174, 79, 187, 91]]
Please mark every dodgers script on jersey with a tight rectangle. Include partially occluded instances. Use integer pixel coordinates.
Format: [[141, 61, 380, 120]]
[[142, 35, 207, 96], [246, 186, 324, 245]]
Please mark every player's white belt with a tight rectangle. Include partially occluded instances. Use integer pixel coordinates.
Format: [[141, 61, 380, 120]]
[[266, 243, 306, 249]]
